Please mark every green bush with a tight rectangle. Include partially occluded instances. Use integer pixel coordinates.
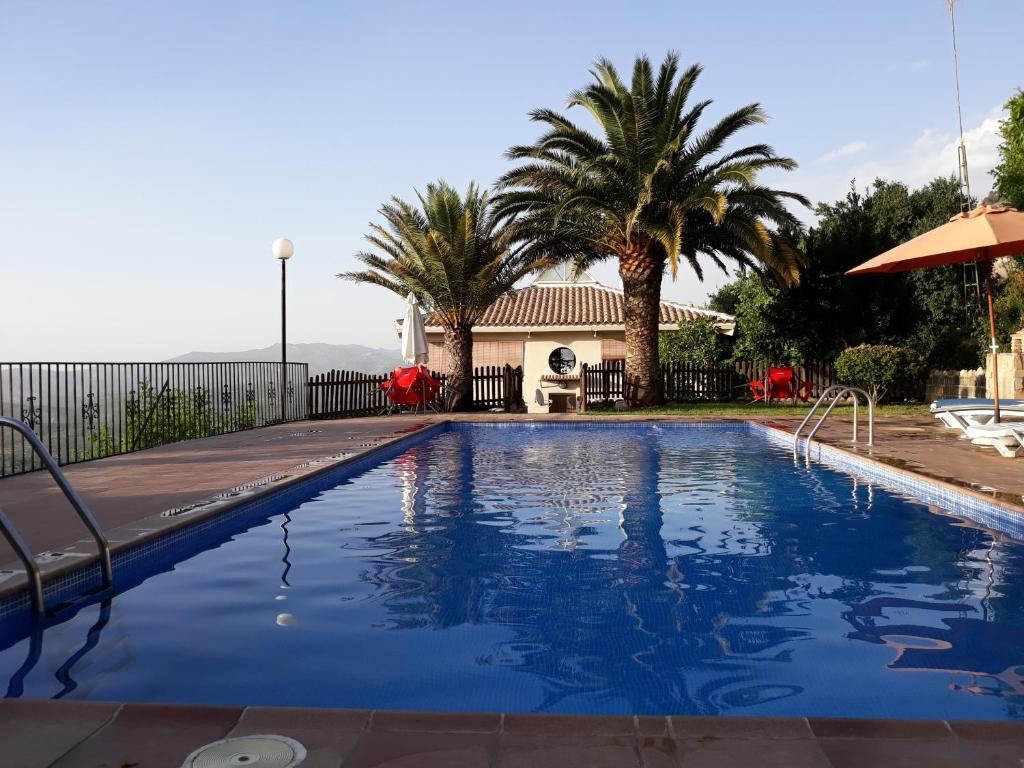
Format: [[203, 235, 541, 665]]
[[834, 344, 924, 404]]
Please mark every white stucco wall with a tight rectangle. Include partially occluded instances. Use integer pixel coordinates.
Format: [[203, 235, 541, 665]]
[[424, 328, 630, 412], [523, 333, 603, 413]]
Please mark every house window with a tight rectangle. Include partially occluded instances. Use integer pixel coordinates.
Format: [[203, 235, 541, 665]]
[[548, 347, 576, 374], [427, 340, 524, 371], [601, 338, 626, 361]]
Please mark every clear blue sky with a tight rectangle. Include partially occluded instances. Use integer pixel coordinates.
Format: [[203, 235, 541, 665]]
[[3, 1, 1022, 361]]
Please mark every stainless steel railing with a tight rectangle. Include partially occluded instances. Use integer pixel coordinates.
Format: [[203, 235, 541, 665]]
[[0, 416, 113, 614], [793, 386, 874, 463]]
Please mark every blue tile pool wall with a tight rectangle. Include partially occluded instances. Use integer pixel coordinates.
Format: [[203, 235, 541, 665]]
[[752, 422, 1024, 539], [0, 422, 449, 626]]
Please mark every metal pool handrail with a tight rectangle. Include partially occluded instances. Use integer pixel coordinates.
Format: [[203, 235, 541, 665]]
[[793, 386, 874, 462], [0, 416, 113, 613], [0, 508, 45, 615]]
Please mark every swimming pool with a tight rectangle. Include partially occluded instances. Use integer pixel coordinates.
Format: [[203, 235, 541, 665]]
[[2, 422, 1023, 720]]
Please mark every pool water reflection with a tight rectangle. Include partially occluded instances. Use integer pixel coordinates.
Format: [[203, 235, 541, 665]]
[[2, 423, 1023, 720]]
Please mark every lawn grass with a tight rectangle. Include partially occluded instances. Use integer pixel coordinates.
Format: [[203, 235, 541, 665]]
[[580, 400, 931, 418]]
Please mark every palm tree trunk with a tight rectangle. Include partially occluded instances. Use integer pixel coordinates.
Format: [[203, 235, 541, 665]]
[[620, 250, 665, 406], [444, 325, 474, 411]]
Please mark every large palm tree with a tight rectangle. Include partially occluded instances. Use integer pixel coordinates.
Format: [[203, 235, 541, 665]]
[[495, 53, 809, 405], [340, 180, 549, 411]]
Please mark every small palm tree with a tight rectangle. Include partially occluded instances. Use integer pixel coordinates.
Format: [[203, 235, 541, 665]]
[[340, 181, 549, 411], [495, 53, 808, 405]]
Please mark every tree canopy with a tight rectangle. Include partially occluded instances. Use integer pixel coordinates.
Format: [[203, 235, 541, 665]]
[[659, 316, 731, 367], [993, 89, 1024, 209], [710, 176, 985, 369], [340, 181, 548, 409], [495, 52, 806, 404]]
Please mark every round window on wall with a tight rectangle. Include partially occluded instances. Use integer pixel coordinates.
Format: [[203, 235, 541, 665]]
[[548, 347, 577, 374]]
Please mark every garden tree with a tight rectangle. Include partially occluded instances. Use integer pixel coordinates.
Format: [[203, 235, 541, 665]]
[[834, 344, 925, 405], [985, 256, 1024, 347], [495, 53, 807, 406], [993, 89, 1024, 209], [658, 316, 731, 366], [710, 176, 982, 369], [709, 273, 807, 364], [990, 89, 1024, 344], [340, 181, 548, 411]]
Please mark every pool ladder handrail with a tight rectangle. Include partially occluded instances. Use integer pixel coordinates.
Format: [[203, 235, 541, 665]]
[[793, 385, 874, 463], [0, 416, 113, 615]]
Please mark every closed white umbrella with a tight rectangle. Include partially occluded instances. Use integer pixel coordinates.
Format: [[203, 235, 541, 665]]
[[401, 292, 429, 365]]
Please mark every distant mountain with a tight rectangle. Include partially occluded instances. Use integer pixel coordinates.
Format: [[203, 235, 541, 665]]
[[167, 343, 403, 376]]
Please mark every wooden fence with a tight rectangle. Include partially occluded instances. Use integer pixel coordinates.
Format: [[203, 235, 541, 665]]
[[447, 364, 524, 411], [581, 360, 841, 406], [307, 370, 389, 419], [307, 365, 524, 419], [308, 357, 929, 417], [663, 362, 738, 402]]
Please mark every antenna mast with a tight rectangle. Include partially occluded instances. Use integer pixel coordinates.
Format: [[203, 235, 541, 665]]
[[949, 1, 980, 303], [949, 0, 971, 209]]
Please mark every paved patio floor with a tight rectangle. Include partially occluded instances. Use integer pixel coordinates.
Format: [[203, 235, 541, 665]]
[[1, 412, 1023, 767], [3, 699, 1024, 768]]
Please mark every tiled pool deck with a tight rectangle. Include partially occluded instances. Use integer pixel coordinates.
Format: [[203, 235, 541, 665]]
[[4, 699, 1024, 768], [2, 412, 1024, 767]]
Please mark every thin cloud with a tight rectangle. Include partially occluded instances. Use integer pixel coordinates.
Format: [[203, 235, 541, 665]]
[[782, 105, 1006, 223], [849, 106, 1003, 194], [819, 141, 869, 163]]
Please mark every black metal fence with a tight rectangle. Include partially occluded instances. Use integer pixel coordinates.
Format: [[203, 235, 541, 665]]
[[1, 362, 308, 478], [308, 365, 525, 419]]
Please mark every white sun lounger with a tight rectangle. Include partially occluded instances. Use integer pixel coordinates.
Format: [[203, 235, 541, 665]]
[[930, 398, 1024, 429], [962, 422, 1024, 458]]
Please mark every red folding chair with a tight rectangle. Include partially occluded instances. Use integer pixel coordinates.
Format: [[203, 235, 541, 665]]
[[381, 366, 441, 414], [747, 367, 814, 404]]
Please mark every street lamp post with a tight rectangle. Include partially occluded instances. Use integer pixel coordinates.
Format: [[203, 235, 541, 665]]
[[272, 237, 294, 422]]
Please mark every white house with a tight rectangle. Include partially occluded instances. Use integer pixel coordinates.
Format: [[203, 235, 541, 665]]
[[423, 266, 735, 413]]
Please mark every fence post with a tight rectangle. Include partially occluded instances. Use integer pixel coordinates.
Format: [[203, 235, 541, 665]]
[[580, 363, 588, 412]]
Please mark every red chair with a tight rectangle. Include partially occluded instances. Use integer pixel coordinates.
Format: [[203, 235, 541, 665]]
[[381, 366, 441, 413], [747, 367, 814, 404]]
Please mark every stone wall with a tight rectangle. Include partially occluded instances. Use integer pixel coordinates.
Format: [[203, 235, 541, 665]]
[[984, 328, 1024, 399], [927, 368, 986, 402]]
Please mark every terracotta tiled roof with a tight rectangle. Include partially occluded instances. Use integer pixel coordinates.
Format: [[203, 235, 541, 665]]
[[427, 283, 732, 329]]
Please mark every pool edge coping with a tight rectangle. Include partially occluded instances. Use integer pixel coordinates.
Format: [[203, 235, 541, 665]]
[[752, 420, 1024, 527]]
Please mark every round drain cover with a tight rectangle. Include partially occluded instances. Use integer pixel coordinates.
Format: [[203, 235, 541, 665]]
[[183, 735, 305, 768]]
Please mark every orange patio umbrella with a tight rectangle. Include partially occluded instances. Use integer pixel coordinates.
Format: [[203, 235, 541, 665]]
[[847, 204, 1024, 422]]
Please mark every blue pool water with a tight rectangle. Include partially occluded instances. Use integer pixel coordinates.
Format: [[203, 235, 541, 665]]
[[2, 423, 1024, 719]]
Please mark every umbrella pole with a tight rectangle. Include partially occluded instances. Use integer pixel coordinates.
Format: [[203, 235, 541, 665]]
[[985, 270, 1001, 424]]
